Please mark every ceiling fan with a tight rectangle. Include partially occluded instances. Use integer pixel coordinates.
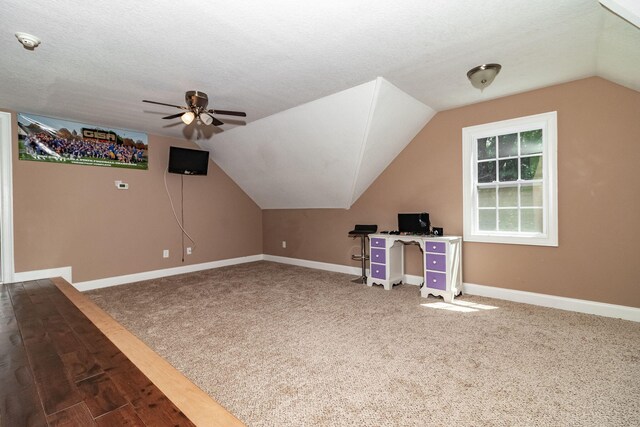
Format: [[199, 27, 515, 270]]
[[143, 91, 246, 126]]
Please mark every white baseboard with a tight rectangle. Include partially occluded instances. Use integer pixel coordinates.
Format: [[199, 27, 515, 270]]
[[262, 256, 639, 322], [13, 266, 73, 283], [463, 282, 640, 322], [11, 255, 639, 322], [74, 255, 264, 291], [263, 255, 426, 286], [263, 255, 365, 276]]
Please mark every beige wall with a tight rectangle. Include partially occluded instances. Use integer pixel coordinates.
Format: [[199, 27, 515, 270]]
[[5, 77, 639, 306], [263, 77, 640, 308], [8, 112, 262, 282]]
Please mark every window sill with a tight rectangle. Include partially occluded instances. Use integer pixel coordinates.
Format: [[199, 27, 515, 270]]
[[463, 232, 558, 247]]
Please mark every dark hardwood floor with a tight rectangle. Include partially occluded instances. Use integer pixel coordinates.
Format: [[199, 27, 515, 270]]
[[0, 279, 195, 426]]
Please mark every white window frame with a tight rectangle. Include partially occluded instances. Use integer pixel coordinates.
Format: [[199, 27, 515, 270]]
[[462, 111, 558, 247]]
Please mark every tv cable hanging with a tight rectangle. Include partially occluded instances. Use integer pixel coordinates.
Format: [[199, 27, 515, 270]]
[[164, 146, 211, 261]]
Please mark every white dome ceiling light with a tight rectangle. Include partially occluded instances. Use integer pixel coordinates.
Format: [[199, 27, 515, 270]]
[[467, 64, 502, 90]]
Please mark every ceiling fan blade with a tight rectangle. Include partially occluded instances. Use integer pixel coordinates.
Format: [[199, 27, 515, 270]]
[[142, 100, 185, 109], [210, 115, 225, 127], [162, 112, 185, 120], [211, 109, 246, 117]]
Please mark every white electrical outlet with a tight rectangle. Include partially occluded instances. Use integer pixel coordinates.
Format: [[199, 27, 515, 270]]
[[186, 247, 192, 255], [163, 249, 169, 258], [282, 240, 287, 248]]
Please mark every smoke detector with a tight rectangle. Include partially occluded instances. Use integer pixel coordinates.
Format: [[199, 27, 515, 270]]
[[15, 32, 41, 50]]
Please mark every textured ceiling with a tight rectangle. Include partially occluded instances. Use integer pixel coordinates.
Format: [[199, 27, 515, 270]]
[[1, 0, 639, 208], [2, 0, 638, 135]]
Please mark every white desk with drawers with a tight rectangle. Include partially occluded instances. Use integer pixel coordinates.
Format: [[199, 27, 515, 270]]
[[366, 234, 463, 302]]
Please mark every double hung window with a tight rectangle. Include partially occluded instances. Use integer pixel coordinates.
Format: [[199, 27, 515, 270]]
[[462, 112, 558, 246]]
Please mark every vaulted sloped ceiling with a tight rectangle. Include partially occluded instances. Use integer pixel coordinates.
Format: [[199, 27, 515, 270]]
[[198, 78, 434, 209]]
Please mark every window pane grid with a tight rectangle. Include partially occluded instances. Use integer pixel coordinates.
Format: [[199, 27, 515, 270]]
[[464, 112, 556, 246], [475, 129, 545, 234]]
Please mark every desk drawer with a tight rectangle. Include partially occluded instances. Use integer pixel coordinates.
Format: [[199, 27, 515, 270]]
[[425, 241, 446, 254], [371, 248, 386, 264], [371, 238, 385, 248], [370, 263, 386, 280], [426, 271, 446, 290], [425, 253, 446, 272]]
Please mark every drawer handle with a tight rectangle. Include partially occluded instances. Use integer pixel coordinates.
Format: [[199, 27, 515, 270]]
[[432, 260, 436, 264], [432, 245, 437, 249], [432, 279, 437, 283], [376, 270, 379, 273]]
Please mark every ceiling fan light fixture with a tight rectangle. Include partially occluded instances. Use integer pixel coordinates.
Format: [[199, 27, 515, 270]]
[[181, 111, 195, 125], [200, 113, 214, 126], [467, 63, 502, 90], [143, 91, 245, 126]]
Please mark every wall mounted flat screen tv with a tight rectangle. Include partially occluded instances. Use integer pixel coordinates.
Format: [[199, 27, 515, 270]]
[[168, 146, 209, 175], [398, 212, 430, 234]]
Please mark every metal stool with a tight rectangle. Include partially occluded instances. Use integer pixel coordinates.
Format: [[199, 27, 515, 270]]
[[349, 224, 378, 284]]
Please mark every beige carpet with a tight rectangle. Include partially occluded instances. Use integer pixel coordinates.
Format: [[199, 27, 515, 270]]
[[87, 261, 640, 426]]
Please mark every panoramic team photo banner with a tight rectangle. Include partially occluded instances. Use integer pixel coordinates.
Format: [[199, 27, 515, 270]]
[[17, 113, 149, 170]]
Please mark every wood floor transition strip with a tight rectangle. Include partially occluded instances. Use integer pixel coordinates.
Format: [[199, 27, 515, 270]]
[[51, 277, 245, 427], [2, 279, 197, 426]]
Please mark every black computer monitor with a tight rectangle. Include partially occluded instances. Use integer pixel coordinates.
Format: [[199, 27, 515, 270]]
[[398, 213, 430, 234]]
